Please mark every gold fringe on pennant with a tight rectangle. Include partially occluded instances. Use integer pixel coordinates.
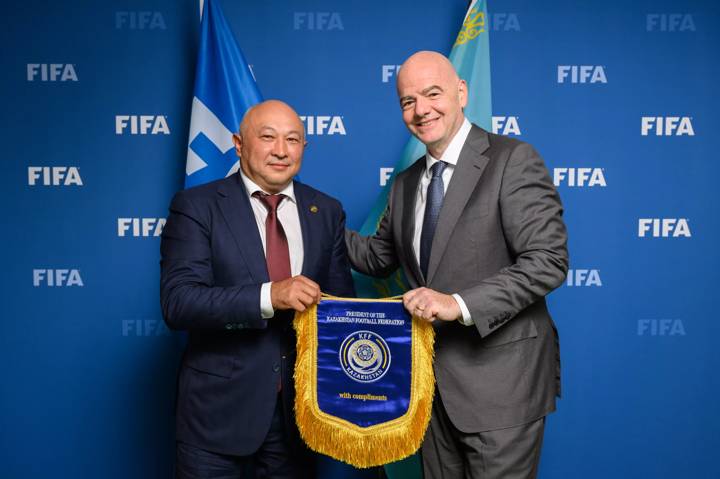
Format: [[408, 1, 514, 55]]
[[293, 296, 435, 468]]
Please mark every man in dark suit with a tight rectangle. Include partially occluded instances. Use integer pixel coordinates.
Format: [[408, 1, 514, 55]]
[[161, 100, 354, 478], [346, 51, 569, 478]]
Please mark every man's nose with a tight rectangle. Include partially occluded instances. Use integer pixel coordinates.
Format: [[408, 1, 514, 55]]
[[414, 96, 431, 117], [272, 138, 288, 158]]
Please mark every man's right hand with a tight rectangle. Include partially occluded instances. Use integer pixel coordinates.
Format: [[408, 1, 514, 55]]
[[270, 275, 321, 313]]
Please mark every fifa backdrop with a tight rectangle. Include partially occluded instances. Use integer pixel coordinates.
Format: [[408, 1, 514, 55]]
[[1, 0, 718, 477]]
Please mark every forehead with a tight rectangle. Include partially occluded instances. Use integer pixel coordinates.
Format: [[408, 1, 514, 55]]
[[397, 62, 455, 95], [249, 107, 303, 133]]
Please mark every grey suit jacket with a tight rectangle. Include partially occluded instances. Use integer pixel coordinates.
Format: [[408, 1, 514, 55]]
[[346, 125, 569, 432]]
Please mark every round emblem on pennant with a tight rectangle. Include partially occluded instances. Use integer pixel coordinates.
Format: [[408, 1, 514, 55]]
[[339, 330, 391, 383]]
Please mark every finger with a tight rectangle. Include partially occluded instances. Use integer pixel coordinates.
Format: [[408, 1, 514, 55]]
[[295, 275, 320, 290], [403, 289, 419, 303], [298, 293, 315, 307], [298, 284, 320, 302], [404, 294, 420, 311], [293, 298, 307, 312]]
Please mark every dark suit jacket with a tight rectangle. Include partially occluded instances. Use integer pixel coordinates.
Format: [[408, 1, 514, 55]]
[[347, 125, 568, 432], [160, 172, 354, 455]]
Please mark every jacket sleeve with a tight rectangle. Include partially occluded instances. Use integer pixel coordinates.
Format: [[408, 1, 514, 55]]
[[458, 143, 569, 337], [325, 206, 357, 298], [344, 180, 400, 278], [159, 190, 266, 332]]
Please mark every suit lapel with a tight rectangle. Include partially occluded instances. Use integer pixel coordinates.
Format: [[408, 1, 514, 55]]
[[401, 159, 426, 286], [217, 174, 269, 283], [426, 126, 490, 284], [294, 182, 318, 278]]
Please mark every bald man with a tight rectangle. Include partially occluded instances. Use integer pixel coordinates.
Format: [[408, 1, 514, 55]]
[[346, 51, 568, 478], [161, 100, 355, 478]]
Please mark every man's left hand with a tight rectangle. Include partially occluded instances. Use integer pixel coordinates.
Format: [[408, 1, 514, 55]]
[[403, 287, 461, 322]]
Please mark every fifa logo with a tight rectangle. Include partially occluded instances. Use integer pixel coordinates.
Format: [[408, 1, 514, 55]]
[[557, 65, 607, 84], [115, 11, 167, 30], [486, 13, 521, 31], [122, 319, 171, 336], [28, 167, 82, 186], [27, 64, 78, 82], [115, 115, 170, 135], [33, 269, 83, 287], [382, 65, 402, 83], [646, 14, 695, 32], [118, 218, 166, 237], [641, 117, 694, 136], [293, 12, 344, 30], [638, 218, 691, 238], [491, 116, 521, 136], [553, 168, 606, 187], [637, 319, 686, 336], [300, 116, 346, 135], [566, 269, 602, 287]]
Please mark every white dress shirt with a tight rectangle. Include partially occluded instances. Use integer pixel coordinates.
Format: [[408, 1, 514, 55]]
[[412, 118, 474, 326], [240, 170, 304, 319]]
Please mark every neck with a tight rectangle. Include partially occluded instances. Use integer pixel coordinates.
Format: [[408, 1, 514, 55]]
[[427, 117, 464, 159]]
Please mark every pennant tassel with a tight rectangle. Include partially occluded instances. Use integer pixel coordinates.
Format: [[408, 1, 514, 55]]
[[293, 300, 435, 468]]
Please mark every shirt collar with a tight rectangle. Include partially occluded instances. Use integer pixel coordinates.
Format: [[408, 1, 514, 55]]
[[425, 117, 472, 172], [239, 168, 296, 202]]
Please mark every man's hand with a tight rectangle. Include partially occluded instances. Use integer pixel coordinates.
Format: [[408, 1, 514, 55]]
[[270, 275, 321, 313], [403, 287, 461, 322]]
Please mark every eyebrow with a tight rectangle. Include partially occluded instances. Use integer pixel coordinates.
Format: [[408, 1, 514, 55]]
[[258, 126, 303, 138], [421, 85, 444, 95], [399, 85, 444, 103]]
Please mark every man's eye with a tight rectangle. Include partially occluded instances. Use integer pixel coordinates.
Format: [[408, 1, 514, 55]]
[[287, 137, 299, 144], [428, 92, 440, 98], [401, 100, 414, 109], [261, 135, 274, 140]]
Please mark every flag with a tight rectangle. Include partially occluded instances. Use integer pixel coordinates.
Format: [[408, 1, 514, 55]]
[[354, 0, 492, 301], [185, 0, 262, 189]]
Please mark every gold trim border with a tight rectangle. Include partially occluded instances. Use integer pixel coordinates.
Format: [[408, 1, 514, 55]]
[[293, 296, 435, 468]]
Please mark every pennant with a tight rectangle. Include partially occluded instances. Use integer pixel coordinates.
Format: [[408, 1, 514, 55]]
[[294, 297, 435, 468]]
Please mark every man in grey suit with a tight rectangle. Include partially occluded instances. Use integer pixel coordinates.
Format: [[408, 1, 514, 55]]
[[346, 51, 568, 478]]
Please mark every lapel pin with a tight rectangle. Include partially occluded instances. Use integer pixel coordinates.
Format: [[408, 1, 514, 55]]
[[310, 205, 319, 213]]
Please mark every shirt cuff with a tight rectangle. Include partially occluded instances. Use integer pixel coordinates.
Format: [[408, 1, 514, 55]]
[[260, 282, 274, 319], [452, 293, 473, 326]]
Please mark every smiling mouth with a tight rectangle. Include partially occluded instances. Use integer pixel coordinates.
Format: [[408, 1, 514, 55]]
[[415, 117, 439, 128], [268, 163, 291, 170]]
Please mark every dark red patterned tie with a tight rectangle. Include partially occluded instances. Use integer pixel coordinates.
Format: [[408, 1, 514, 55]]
[[253, 192, 292, 282]]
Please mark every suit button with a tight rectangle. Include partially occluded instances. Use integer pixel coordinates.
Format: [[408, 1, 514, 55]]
[[273, 364, 280, 373], [225, 323, 233, 330]]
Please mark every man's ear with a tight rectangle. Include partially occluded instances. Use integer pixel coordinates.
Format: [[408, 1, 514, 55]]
[[458, 79, 468, 108], [232, 133, 242, 156]]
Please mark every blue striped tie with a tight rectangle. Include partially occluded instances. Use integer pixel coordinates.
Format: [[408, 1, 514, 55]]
[[420, 161, 447, 280]]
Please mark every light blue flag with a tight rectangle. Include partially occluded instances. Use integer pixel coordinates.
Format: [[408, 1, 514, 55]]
[[355, 0, 493, 302], [185, 0, 262, 189]]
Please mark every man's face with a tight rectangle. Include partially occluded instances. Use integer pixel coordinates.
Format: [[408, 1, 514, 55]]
[[396, 55, 467, 157], [233, 102, 306, 193]]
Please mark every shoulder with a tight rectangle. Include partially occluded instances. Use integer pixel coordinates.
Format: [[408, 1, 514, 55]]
[[293, 180, 343, 212], [470, 124, 538, 160], [172, 175, 238, 203]]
